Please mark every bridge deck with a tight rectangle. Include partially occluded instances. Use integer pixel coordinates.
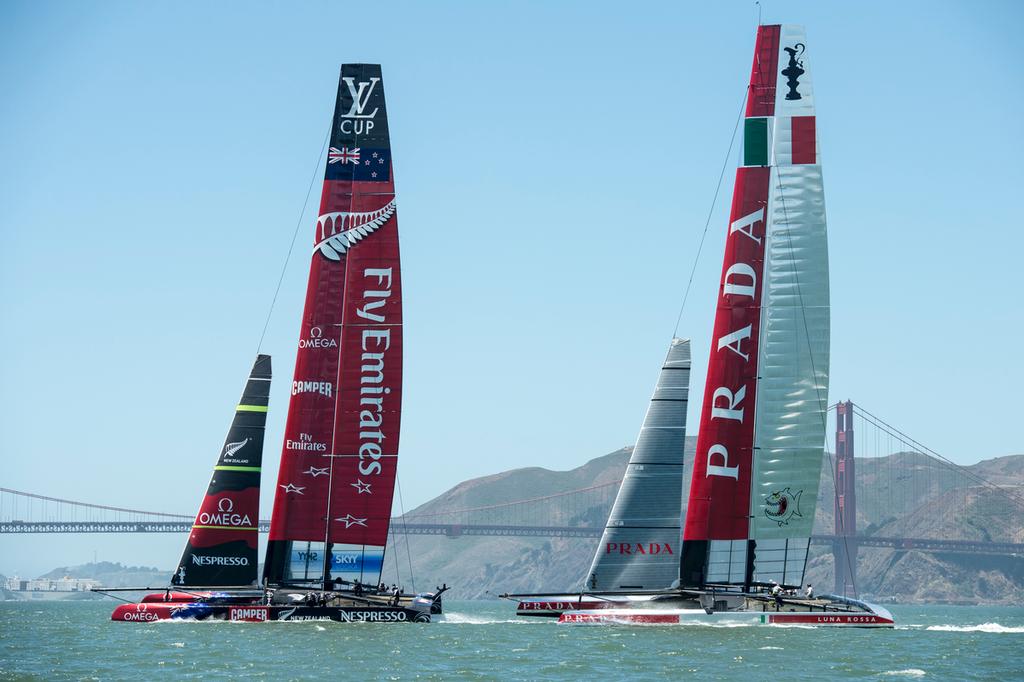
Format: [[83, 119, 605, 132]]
[[1, 521, 1020, 557]]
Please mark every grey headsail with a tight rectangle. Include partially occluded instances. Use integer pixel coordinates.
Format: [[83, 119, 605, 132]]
[[172, 354, 271, 587], [585, 338, 690, 591]]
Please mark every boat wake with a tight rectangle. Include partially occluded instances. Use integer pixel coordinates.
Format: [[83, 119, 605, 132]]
[[880, 670, 926, 677], [441, 613, 528, 625], [925, 623, 1024, 633]]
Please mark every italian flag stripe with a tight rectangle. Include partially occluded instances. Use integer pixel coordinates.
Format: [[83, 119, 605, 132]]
[[791, 116, 816, 164], [773, 116, 817, 166], [743, 117, 770, 167]]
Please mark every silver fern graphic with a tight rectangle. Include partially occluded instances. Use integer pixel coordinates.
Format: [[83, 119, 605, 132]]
[[221, 438, 249, 459], [314, 199, 396, 261]]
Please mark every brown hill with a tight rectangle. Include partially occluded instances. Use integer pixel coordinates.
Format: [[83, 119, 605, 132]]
[[382, 448, 1024, 603]]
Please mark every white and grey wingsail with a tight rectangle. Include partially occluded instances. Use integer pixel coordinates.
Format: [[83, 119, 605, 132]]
[[585, 338, 690, 591]]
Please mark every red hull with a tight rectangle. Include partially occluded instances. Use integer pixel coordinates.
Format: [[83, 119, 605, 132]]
[[111, 601, 431, 623]]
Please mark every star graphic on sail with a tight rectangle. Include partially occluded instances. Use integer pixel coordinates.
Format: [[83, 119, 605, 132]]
[[351, 479, 372, 494], [334, 514, 368, 528], [279, 483, 305, 494], [303, 466, 329, 478]]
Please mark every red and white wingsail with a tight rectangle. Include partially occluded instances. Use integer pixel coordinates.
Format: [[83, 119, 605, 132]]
[[681, 25, 829, 589], [264, 65, 402, 588]]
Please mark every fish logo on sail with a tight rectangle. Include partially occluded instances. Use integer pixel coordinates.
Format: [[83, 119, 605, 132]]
[[781, 43, 806, 100], [764, 487, 803, 526], [314, 199, 396, 261]]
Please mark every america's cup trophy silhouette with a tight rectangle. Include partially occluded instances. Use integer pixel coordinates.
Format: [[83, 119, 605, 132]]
[[781, 43, 805, 100]]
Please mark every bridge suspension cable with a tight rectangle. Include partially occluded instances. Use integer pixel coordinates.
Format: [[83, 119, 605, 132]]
[[0, 487, 192, 520], [849, 405, 1024, 511]]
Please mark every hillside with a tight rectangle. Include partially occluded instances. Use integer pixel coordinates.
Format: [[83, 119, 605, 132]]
[[41, 562, 170, 589], [380, 448, 1024, 603], [380, 447, 640, 599]]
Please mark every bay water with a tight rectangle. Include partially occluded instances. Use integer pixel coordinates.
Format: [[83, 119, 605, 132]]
[[1, 600, 1022, 679]]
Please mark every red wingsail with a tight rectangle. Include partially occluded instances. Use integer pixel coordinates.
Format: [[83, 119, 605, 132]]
[[680, 27, 780, 586], [682, 167, 769, 541], [265, 65, 401, 586]]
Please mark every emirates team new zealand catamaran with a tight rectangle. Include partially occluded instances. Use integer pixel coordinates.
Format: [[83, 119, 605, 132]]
[[105, 65, 445, 623], [509, 25, 894, 627]]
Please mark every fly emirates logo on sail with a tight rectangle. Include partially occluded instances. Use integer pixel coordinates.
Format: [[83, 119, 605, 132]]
[[355, 267, 394, 478]]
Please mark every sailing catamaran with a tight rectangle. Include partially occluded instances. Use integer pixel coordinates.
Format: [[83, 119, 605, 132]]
[[509, 25, 894, 627], [107, 65, 444, 623]]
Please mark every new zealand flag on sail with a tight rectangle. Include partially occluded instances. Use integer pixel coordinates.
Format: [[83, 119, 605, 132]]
[[326, 64, 391, 182], [326, 146, 391, 182]]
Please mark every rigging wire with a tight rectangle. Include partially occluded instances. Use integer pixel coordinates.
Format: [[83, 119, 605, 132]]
[[671, 90, 748, 338], [388, 523, 403, 587], [395, 476, 417, 593], [254, 128, 331, 356]]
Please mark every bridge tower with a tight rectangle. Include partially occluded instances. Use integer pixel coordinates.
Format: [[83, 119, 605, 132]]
[[833, 400, 858, 596]]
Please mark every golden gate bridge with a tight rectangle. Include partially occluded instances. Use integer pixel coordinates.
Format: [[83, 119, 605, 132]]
[[3, 402, 1022, 594]]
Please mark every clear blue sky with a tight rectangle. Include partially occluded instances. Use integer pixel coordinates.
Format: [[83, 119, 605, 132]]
[[1, 0, 1021, 576]]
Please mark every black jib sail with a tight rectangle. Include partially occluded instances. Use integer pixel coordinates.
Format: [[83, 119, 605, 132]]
[[172, 354, 271, 587]]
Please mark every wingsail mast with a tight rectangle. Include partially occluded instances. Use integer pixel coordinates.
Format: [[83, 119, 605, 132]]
[[264, 65, 403, 591], [680, 24, 829, 591]]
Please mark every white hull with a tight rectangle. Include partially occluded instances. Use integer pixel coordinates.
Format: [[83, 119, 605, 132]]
[[516, 593, 895, 628], [560, 606, 894, 627], [5, 590, 104, 601]]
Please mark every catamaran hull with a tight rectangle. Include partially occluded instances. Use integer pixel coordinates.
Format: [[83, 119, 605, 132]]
[[559, 606, 894, 628], [516, 592, 895, 628], [516, 595, 656, 617], [111, 602, 434, 623], [557, 606, 892, 626]]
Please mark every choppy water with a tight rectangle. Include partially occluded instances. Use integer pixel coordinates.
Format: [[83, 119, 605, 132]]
[[1, 600, 1022, 679]]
